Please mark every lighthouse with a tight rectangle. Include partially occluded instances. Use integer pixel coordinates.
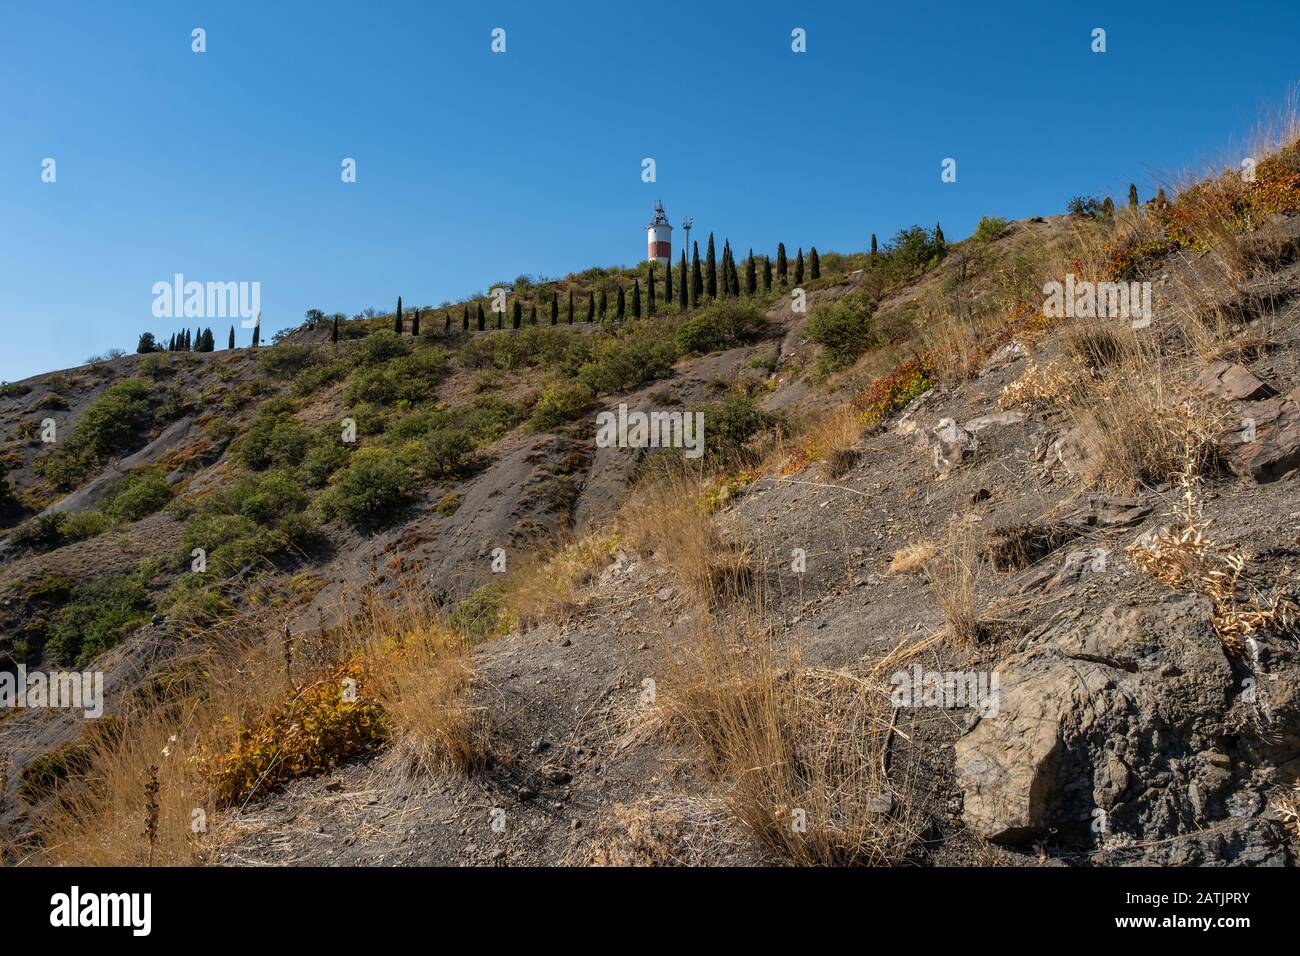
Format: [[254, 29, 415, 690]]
[[646, 201, 672, 267]]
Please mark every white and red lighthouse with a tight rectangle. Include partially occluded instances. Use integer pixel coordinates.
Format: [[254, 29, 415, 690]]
[[646, 201, 672, 266]]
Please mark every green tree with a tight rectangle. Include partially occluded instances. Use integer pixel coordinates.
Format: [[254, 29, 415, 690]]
[[476, 303, 485, 331], [809, 247, 820, 280], [1128, 183, 1139, 208], [616, 285, 626, 321], [444, 311, 451, 335], [871, 233, 878, 259], [632, 278, 642, 319], [934, 223, 946, 247], [551, 289, 559, 325], [776, 243, 788, 284], [512, 300, 522, 329], [646, 264, 656, 315], [394, 296, 403, 334], [706, 233, 717, 298], [229, 326, 236, 349], [763, 256, 772, 291], [678, 251, 688, 311], [529, 303, 537, 326], [411, 308, 421, 336], [691, 242, 703, 304], [587, 291, 595, 323], [745, 249, 756, 295], [136, 332, 158, 354], [251, 322, 260, 349], [795, 248, 804, 285], [567, 288, 575, 324]]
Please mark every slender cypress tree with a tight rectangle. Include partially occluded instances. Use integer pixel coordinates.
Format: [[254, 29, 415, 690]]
[[705, 233, 717, 298], [167, 333, 175, 351], [1128, 183, 1139, 208], [632, 279, 642, 319], [567, 289, 575, 324], [763, 256, 772, 290], [476, 304, 484, 331], [664, 254, 673, 306], [810, 247, 820, 280], [935, 223, 945, 247], [444, 312, 451, 335], [871, 233, 878, 259], [203, 328, 215, 351], [691, 242, 703, 304], [550, 289, 559, 325], [394, 296, 403, 334], [251, 321, 260, 348], [529, 303, 537, 326], [512, 300, 522, 329], [776, 243, 788, 284], [412, 308, 421, 336], [647, 265, 656, 315], [229, 326, 236, 349], [678, 251, 688, 311], [745, 249, 757, 295], [795, 248, 804, 285], [587, 291, 595, 323], [616, 286, 626, 321]]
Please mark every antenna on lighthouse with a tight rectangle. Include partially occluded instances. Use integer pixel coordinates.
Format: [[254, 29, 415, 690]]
[[646, 202, 673, 266]]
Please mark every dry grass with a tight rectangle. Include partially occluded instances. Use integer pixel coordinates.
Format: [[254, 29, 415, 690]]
[[26, 582, 485, 866], [499, 532, 622, 630], [999, 358, 1094, 410], [888, 541, 937, 575], [922, 524, 985, 643], [1125, 467, 1294, 656], [659, 611, 924, 866]]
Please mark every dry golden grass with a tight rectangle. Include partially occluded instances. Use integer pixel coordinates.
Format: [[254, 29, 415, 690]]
[[999, 358, 1094, 410], [922, 524, 984, 643], [27, 583, 485, 866], [1125, 466, 1294, 656], [499, 532, 622, 630], [659, 611, 924, 866], [888, 541, 937, 575]]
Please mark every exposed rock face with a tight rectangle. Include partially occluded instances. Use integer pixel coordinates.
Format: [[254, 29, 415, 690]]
[[1230, 386, 1300, 482], [1196, 361, 1273, 401], [931, 418, 977, 479], [955, 594, 1297, 863]]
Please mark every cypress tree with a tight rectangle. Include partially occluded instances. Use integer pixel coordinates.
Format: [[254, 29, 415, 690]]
[[444, 312, 451, 335], [1103, 196, 1115, 219], [463, 305, 470, 331], [512, 300, 522, 329], [587, 291, 595, 323], [476, 304, 485, 331], [764, 256, 772, 290], [1128, 183, 1139, 208], [647, 265, 656, 315], [167, 333, 175, 351], [229, 326, 236, 349], [394, 296, 403, 334], [529, 303, 537, 326], [745, 250, 756, 295], [691, 242, 703, 304], [632, 279, 642, 319], [705, 233, 717, 298], [776, 243, 788, 284], [251, 321, 260, 349], [616, 285, 625, 321], [412, 308, 421, 336], [795, 248, 804, 285], [678, 251, 688, 311], [810, 247, 820, 280], [204, 328, 215, 351], [568, 289, 575, 324], [935, 223, 945, 246], [665, 254, 674, 306], [719, 240, 730, 297], [551, 289, 559, 325], [871, 233, 878, 259]]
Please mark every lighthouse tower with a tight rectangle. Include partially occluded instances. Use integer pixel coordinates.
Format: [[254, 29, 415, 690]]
[[646, 201, 672, 267]]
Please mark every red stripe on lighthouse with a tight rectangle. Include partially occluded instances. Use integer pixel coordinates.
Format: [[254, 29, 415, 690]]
[[649, 241, 671, 259]]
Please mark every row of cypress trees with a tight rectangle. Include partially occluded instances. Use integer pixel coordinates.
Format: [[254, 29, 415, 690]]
[[137, 324, 257, 354], [374, 235, 823, 339]]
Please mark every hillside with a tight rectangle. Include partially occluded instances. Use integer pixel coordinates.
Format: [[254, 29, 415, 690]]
[[4, 128, 1300, 867]]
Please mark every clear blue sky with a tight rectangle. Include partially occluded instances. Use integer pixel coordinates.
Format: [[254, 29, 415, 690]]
[[2, 0, 1298, 382]]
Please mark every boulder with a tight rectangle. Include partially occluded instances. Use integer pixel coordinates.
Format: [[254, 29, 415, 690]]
[[931, 418, 977, 478], [1231, 389, 1300, 482], [1196, 361, 1273, 401]]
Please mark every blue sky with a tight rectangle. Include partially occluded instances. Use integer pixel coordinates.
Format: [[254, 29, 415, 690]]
[[2, 0, 1298, 382]]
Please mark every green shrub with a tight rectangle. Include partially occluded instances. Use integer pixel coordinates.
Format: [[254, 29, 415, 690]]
[[972, 216, 1009, 243], [577, 322, 678, 394], [347, 348, 447, 405], [316, 448, 413, 530], [529, 382, 594, 431], [450, 582, 507, 644], [36, 379, 161, 489], [356, 331, 411, 365], [298, 432, 351, 488], [673, 300, 766, 355], [806, 293, 879, 375], [178, 470, 314, 576], [45, 572, 153, 666], [415, 429, 473, 478], [102, 468, 172, 522], [457, 396, 526, 443], [292, 358, 349, 396], [693, 393, 775, 460], [435, 492, 462, 516], [258, 345, 316, 378], [235, 399, 310, 471]]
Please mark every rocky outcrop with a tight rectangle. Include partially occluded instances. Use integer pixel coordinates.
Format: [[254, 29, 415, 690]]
[[955, 593, 1297, 863]]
